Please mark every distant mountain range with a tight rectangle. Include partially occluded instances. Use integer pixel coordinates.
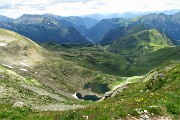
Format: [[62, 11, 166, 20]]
[[0, 10, 180, 45], [0, 14, 92, 44], [85, 18, 128, 43], [83, 9, 180, 20], [44, 14, 98, 29], [86, 12, 180, 44], [131, 12, 180, 45], [0, 15, 13, 22]]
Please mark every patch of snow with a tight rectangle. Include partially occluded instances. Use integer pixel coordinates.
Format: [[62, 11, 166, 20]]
[[20, 61, 29, 67], [0, 43, 6, 46], [72, 93, 78, 99], [2, 63, 13, 69], [19, 68, 28, 72]]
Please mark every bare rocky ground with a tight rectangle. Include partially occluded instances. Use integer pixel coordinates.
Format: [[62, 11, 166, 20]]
[[0, 79, 84, 111], [32, 104, 84, 111]]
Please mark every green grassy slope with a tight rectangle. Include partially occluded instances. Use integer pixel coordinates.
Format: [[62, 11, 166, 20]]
[[0, 29, 71, 108], [0, 28, 46, 65], [109, 29, 174, 55], [0, 28, 179, 119], [99, 25, 147, 45], [0, 66, 60, 105], [41, 42, 180, 77], [41, 42, 129, 76], [130, 46, 180, 75], [56, 61, 179, 120], [1, 61, 179, 120], [0, 29, 120, 106]]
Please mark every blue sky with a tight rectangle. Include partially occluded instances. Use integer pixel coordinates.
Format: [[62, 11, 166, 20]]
[[0, 0, 180, 18]]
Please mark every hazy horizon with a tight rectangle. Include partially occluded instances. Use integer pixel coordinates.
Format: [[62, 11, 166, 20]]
[[0, 0, 180, 18]]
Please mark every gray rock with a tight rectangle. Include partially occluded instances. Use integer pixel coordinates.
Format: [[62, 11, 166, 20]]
[[140, 114, 150, 120], [144, 115, 150, 120], [13, 101, 24, 107]]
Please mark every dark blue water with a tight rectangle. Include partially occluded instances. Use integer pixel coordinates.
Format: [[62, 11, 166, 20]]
[[75, 93, 100, 101], [83, 82, 110, 94]]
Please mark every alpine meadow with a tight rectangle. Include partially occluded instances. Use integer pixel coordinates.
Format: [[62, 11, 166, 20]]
[[0, 0, 180, 120]]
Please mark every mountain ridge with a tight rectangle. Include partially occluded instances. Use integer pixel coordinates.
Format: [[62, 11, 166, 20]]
[[0, 15, 14, 22], [0, 15, 91, 44], [99, 25, 147, 45], [86, 12, 180, 44], [109, 29, 175, 54]]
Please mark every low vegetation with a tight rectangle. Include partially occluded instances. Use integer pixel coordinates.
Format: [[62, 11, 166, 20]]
[[0, 28, 179, 120], [1, 62, 179, 120]]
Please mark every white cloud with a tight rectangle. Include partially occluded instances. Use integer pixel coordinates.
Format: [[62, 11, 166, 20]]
[[0, 0, 179, 18]]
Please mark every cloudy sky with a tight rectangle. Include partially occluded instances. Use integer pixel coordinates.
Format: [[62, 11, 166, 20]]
[[0, 0, 180, 18]]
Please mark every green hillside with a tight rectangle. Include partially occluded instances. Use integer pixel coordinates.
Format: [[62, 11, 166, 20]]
[[1, 61, 179, 120], [41, 41, 179, 77], [0, 28, 45, 65], [0, 29, 120, 110], [0, 28, 179, 120], [130, 46, 180, 75], [99, 25, 147, 45], [109, 29, 174, 55], [54, 61, 180, 120]]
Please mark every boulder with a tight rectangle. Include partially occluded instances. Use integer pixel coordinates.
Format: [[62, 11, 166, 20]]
[[13, 101, 24, 107]]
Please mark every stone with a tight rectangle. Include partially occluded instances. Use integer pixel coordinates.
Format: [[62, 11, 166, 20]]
[[141, 114, 149, 120], [144, 110, 148, 113], [13, 101, 24, 107]]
